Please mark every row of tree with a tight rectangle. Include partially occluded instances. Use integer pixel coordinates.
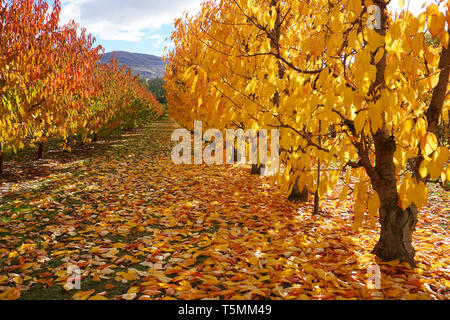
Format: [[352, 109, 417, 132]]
[[164, 0, 450, 267], [0, 0, 163, 172]]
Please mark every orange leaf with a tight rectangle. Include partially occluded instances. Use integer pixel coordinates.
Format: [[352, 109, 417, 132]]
[[0, 288, 21, 300], [72, 290, 95, 300]]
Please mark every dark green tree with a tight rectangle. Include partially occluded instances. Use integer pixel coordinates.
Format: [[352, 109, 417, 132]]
[[147, 78, 167, 105]]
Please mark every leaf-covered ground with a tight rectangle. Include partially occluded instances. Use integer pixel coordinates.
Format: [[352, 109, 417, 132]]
[[0, 116, 448, 300]]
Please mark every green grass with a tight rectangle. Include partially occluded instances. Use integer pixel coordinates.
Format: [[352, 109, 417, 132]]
[[19, 278, 131, 300]]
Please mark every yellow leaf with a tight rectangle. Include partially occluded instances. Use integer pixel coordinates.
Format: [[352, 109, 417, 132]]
[[398, 179, 412, 210], [409, 33, 424, 56], [412, 182, 428, 209], [369, 108, 383, 133], [374, 48, 385, 65], [182, 258, 196, 267], [434, 147, 450, 168], [250, 288, 267, 297], [393, 148, 406, 169], [8, 251, 19, 259], [127, 286, 139, 294], [406, 294, 419, 300], [353, 200, 365, 230], [354, 111, 367, 134], [88, 295, 109, 300], [427, 4, 439, 16], [73, 289, 95, 301], [428, 12, 446, 38], [202, 275, 221, 286], [429, 162, 442, 180], [348, 0, 363, 16], [422, 133, 438, 158], [309, 33, 324, 57], [122, 293, 137, 300], [315, 269, 328, 282], [117, 270, 140, 281], [444, 279, 450, 288], [21, 263, 35, 271], [415, 118, 427, 139], [0, 288, 21, 300], [441, 29, 449, 48], [419, 160, 429, 178], [111, 243, 127, 248], [249, 257, 259, 266], [387, 259, 400, 267], [339, 186, 349, 202], [387, 288, 402, 298], [424, 72, 441, 90]]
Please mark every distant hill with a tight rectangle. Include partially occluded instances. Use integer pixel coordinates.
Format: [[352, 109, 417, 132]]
[[100, 51, 165, 80]]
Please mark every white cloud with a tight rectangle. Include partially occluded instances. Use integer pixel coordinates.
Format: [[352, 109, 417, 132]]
[[63, 0, 443, 46], [146, 35, 163, 39], [388, 0, 446, 16], [60, 0, 202, 42]]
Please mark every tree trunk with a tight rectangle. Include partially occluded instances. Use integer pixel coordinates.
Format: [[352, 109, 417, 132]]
[[288, 175, 308, 202], [93, 134, 98, 142], [313, 190, 320, 215], [313, 163, 321, 214], [250, 131, 263, 175], [313, 121, 322, 215], [356, 0, 418, 267], [371, 129, 418, 267], [251, 164, 266, 175], [372, 203, 418, 268], [0, 151, 3, 175], [37, 142, 44, 160]]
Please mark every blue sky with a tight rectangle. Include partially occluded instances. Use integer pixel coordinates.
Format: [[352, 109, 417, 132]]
[[52, 0, 442, 58], [55, 0, 203, 57]]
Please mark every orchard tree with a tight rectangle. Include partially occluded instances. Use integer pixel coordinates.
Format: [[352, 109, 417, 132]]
[[0, 0, 163, 172], [165, 0, 450, 267], [0, 0, 100, 159]]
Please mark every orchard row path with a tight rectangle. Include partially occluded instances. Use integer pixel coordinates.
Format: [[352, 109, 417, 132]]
[[0, 115, 448, 300]]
